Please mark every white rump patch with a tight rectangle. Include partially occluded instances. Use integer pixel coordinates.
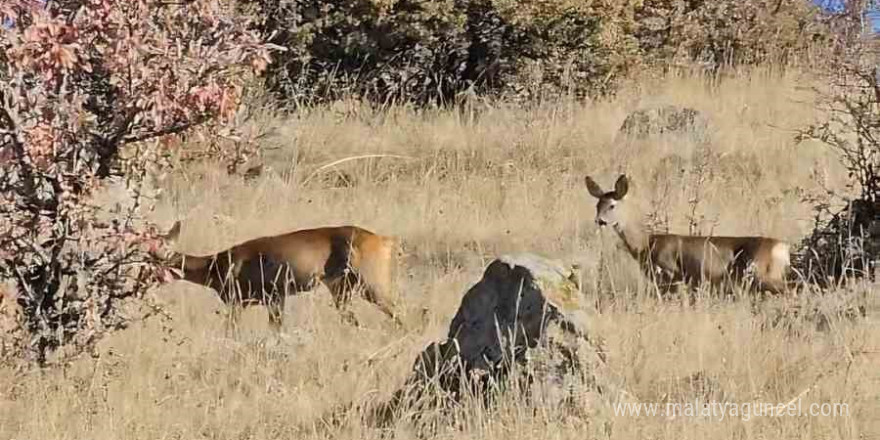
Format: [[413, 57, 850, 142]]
[[772, 242, 791, 267]]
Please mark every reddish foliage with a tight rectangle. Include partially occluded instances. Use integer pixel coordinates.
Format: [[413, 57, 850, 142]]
[[0, 0, 271, 363]]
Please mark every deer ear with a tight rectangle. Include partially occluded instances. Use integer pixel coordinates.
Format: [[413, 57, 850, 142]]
[[613, 174, 629, 200], [584, 176, 605, 198]]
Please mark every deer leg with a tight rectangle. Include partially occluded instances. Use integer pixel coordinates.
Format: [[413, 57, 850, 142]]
[[225, 301, 242, 336], [649, 266, 681, 300], [217, 255, 243, 335], [238, 254, 294, 331], [266, 294, 284, 332], [356, 248, 402, 327], [668, 274, 695, 306], [326, 275, 360, 327], [363, 283, 402, 328], [261, 258, 287, 332]]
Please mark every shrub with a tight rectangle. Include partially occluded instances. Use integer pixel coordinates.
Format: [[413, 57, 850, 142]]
[[0, 0, 271, 364], [794, 39, 880, 284], [636, 0, 828, 68], [253, 0, 827, 106], [254, 0, 641, 105]]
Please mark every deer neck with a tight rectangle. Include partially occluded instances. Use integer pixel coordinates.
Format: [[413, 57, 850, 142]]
[[613, 220, 651, 263]]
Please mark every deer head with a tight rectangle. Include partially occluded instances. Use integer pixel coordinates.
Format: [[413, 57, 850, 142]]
[[584, 174, 630, 230]]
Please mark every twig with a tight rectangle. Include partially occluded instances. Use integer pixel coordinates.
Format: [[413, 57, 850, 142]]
[[300, 154, 414, 186], [122, 118, 208, 145], [360, 334, 412, 366]]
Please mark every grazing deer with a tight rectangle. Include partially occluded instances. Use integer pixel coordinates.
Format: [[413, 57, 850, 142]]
[[584, 174, 791, 294], [159, 221, 401, 329]]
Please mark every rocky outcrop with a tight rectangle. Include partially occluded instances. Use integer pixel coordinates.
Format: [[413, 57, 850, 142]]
[[447, 254, 587, 371], [618, 105, 710, 141], [372, 253, 608, 429]]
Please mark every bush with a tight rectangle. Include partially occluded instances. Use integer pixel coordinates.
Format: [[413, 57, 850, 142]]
[[0, 0, 271, 364], [794, 41, 880, 284], [636, 0, 828, 68], [253, 0, 827, 106], [254, 0, 642, 105]]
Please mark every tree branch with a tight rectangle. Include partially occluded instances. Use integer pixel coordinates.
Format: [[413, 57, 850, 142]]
[[121, 118, 209, 145]]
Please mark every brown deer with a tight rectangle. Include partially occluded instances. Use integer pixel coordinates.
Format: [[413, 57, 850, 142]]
[[584, 174, 791, 294], [160, 221, 401, 329]]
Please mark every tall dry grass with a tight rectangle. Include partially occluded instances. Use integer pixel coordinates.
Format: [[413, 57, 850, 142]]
[[0, 68, 877, 439]]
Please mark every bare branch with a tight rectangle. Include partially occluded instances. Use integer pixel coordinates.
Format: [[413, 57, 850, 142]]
[[121, 118, 208, 145]]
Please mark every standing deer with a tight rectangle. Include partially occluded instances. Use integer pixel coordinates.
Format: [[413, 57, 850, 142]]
[[584, 174, 791, 294], [159, 221, 401, 330]]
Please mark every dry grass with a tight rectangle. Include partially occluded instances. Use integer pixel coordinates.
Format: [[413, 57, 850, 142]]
[[1, 68, 878, 439]]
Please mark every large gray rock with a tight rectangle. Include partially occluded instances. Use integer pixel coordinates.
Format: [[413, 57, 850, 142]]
[[447, 253, 587, 371], [371, 253, 608, 429], [618, 105, 711, 142]]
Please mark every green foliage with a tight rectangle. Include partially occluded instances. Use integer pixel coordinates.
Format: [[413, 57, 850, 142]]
[[253, 0, 637, 105], [636, 0, 828, 67], [252, 0, 828, 106]]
